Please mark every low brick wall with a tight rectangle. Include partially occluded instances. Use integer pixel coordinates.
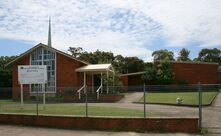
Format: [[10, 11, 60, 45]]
[[0, 114, 198, 133]]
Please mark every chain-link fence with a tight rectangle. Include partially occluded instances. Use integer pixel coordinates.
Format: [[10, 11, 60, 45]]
[[0, 84, 220, 129]]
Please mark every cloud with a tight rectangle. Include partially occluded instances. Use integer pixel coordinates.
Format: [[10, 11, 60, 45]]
[[0, 0, 220, 61], [98, 0, 221, 47]]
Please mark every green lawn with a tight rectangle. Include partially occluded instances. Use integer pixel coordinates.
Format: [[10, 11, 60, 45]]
[[0, 100, 16, 104], [139, 92, 218, 106], [0, 103, 149, 117]]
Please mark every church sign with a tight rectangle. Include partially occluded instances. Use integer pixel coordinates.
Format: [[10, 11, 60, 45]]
[[18, 65, 47, 84]]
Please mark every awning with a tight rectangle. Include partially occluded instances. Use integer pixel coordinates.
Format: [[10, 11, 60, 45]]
[[75, 64, 114, 74]]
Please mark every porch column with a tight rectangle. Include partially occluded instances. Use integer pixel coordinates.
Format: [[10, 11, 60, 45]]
[[101, 72, 103, 93], [84, 72, 86, 93], [92, 74, 94, 93]]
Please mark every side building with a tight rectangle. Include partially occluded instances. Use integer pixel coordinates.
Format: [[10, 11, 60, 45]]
[[120, 61, 220, 88]]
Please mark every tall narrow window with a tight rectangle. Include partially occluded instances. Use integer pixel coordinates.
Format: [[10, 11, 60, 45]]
[[30, 48, 56, 93]]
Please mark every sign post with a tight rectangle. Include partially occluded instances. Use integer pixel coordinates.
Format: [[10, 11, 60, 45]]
[[18, 65, 47, 109], [20, 84, 23, 108]]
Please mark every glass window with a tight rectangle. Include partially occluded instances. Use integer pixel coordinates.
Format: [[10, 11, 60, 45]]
[[30, 48, 56, 93]]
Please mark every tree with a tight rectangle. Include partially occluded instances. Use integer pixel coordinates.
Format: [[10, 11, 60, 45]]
[[197, 48, 221, 64], [0, 56, 16, 87], [68, 46, 145, 73], [112, 55, 125, 73], [141, 63, 156, 83], [152, 49, 175, 61], [177, 48, 191, 61], [122, 57, 145, 74], [68, 47, 83, 58], [155, 60, 175, 84]]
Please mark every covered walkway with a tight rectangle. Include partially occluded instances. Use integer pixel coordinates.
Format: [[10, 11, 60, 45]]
[[75, 64, 115, 100]]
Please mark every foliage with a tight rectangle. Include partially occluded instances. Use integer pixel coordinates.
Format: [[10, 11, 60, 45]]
[[68, 47, 145, 74], [68, 47, 83, 58], [141, 63, 156, 83], [177, 48, 191, 61], [0, 56, 16, 87], [142, 61, 174, 85], [197, 48, 221, 64], [102, 70, 122, 87], [155, 60, 175, 84], [152, 49, 175, 61]]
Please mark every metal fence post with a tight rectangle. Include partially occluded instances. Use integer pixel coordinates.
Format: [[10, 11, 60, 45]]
[[144, 83, 146, 118], [198, 82, 202, 130], [36, 89, 39, 116]]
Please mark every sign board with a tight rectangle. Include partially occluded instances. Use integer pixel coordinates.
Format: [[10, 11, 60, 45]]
[[18, 65, 47, 84]]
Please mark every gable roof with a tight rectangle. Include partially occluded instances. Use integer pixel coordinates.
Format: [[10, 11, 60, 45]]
[[6, 43, 89, 67]]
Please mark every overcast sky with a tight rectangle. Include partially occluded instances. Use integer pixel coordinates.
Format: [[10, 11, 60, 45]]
[[0, 0, 221, 61]]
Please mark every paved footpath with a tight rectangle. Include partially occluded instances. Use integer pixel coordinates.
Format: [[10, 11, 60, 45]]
[[0, 125, 199, 136], [118, 92, 143, 103], [202, 92, 221, 135]]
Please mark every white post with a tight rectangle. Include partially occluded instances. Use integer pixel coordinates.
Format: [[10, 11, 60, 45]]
[[43, 83, 46, 105], [84, 72, 86, 93], [101, 72, 103, 93], [20, 84, 24, 107], [107, 71, 109, 94], [92, 74, 94, 93]]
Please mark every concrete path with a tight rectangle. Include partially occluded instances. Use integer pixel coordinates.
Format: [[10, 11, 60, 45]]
[[0, 125, 200, 136], [202, 92, 221, 135], [118, 92, 143, 103]]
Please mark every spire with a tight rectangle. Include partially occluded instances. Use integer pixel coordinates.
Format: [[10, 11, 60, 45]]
[[47, 17, 52, 47]]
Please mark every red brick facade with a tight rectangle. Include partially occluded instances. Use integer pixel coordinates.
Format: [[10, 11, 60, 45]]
[[120, 62, 219, 86], [171, 62, 219, 84], [56, 53, 87, 87]]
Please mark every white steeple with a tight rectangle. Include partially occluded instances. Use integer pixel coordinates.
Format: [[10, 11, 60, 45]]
[[47, 17, 52, 47]]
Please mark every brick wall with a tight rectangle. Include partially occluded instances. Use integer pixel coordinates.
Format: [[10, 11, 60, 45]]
[[56, 53, 86, 87], [12, 55, 30, 99], [171, 62, 219, 84], [56, 53, 93, 95], [0, 114, 198, 133]]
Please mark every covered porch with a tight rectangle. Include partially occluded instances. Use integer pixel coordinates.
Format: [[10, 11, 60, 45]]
[[75, 64, 115, 100]]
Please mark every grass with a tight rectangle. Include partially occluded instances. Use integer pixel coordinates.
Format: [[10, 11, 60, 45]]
[[139, 91, 218, 106], [0, 99, 16, 104], [0, 103, 149, 117]]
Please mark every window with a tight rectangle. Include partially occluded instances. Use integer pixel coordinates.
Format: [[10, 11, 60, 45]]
[[30, 48, 56, 93]]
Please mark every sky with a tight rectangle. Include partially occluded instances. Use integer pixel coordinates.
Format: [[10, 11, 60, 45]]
[[0, 0, 221, 62]]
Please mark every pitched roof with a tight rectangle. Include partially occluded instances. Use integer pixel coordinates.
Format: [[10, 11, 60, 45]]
[[6, 43, 89, 67], [120, 71, 146, 76]]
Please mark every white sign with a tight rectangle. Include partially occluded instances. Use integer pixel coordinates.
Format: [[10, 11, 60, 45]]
[[18, 65, 47, 84]]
